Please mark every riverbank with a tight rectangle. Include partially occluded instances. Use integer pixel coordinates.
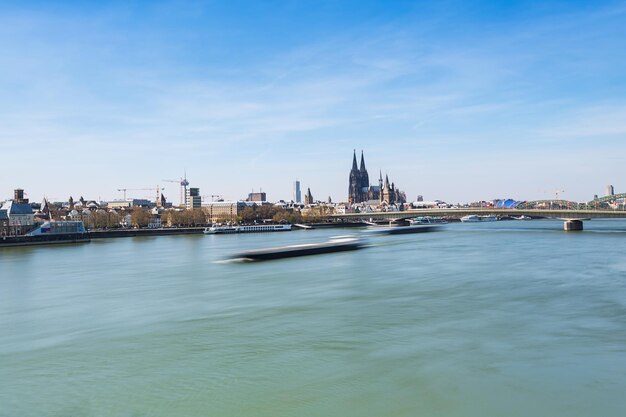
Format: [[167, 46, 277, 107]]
[[89, 227, 206, 239], [0, 222, 393, 247], [0, 227, 208, 247], [0, 233, 90, 247]]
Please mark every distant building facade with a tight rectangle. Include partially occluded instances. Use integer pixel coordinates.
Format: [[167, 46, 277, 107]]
[[186, 188, 201, 209], [293, 181, 301, 203], [380, 174, 396, 205], [0, 210, 9, 236], [606, 185, 615, 196], [203, 201, 247, 223], [0, 196, 34, 235], [247, 192, 267, 202], [304, 188, 314, 205], [108, 199, 153, 209]]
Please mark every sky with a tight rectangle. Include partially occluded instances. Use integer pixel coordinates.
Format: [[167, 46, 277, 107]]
[[1, 0, 625, 204]]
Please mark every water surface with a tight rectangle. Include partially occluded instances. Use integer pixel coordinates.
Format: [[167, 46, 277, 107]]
[[1, 220, 625, 416]]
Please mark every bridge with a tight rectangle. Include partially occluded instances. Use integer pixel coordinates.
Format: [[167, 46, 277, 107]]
[[328, 207, 626, 231], [515, 193, 626, 210]]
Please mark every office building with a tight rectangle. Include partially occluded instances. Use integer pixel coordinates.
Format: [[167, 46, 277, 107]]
[[606, 185, 615, 196], [293, 181, 301, 203], [186, 188, 202, 209]]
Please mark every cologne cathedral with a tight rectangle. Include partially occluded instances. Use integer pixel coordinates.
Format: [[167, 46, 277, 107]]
[[348, 150, 405, 205]]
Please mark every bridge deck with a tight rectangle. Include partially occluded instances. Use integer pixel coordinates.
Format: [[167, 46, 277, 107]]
[[330, 208, 626, 220]]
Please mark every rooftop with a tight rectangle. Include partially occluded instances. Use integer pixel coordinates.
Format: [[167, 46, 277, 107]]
[[0, 201, 33, 215]]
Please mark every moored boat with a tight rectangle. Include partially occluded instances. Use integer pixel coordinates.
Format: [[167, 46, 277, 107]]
[[460, 215, 498, 223], [204, 224, 292, 234], [408, 216, 448, 225]]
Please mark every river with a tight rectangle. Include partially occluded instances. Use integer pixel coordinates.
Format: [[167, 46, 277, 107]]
[[1, 220, 625, 416]]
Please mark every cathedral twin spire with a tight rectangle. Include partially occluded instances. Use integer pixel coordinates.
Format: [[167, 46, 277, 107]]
[[348, 150, 401, 205], [348, 150, 372, 204], [351, 149, 367, 172]]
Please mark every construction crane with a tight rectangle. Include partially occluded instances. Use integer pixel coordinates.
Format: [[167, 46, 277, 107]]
[[117, 186, 164, 206], [162, 172, 190, 208]]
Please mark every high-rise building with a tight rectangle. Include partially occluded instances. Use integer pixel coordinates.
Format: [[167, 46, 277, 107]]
[[606, 185, 615, 196], [186, 187, 201, 209], [293, 181, 301, 203]]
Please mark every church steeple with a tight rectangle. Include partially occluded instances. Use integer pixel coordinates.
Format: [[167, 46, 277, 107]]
[[348, 150, 372, 204], [348, 150, 361, 204]]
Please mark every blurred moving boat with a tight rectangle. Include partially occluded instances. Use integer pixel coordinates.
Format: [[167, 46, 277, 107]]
[[513, 215, 532, 220], [231, 236, 365, 261], [365, 224, 441, 235]]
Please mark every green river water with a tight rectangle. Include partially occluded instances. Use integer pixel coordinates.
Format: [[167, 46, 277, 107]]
[[1, 220, 625, 416]]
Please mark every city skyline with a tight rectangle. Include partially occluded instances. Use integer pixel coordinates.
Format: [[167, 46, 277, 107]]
[[1, 1, 625, 203]]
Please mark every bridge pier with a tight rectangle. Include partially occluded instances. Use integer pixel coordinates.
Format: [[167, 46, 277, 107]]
[[564, 220, 583, 231]]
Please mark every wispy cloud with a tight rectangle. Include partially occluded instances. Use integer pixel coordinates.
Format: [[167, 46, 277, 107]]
[[1, 1, 625, 201]]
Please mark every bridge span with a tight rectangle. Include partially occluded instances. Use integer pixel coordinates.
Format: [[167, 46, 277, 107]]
[[328, 208, 626, 231]]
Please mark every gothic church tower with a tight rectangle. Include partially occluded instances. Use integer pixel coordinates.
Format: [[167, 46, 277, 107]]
[[348, 150, 362, 204], [359, 151, 369, 202]]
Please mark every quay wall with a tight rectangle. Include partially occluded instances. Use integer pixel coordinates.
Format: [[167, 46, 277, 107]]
[[89, 227, 206, 239], [0, 227, 207, 247], [0, 234, 90, 248]]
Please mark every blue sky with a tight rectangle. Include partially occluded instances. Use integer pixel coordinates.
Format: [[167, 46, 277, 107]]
[[1, 0, 625, 203]]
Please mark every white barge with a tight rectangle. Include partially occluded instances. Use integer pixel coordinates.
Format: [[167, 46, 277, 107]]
[[204, 224, 292, 234]]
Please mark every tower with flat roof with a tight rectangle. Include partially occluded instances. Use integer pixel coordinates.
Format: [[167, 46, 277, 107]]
[[606, 185, 615, 196], [293, 180, 301, 203]]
